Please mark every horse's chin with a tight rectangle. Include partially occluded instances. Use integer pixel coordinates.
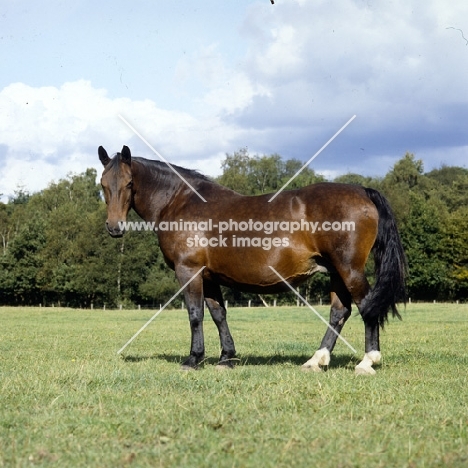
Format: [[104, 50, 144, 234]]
[[108, 231, 124, 238]]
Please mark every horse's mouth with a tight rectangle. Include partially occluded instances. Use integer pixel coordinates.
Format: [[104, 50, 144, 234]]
[[106, 223, 125, 238], [108, 230, 124, 238]]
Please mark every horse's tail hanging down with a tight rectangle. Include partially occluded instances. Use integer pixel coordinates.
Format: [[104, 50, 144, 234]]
[[360, 188, 408, 327]]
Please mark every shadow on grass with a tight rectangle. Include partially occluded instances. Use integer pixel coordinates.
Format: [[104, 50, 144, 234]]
[[121, 352, 359, 369], [239, 353, 358, 369]]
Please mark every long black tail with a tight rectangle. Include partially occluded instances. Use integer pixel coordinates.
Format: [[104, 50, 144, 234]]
[[361, 187, 408, 327]]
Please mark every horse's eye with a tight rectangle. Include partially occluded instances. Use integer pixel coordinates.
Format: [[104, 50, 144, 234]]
[[126, 181, 133, 189]]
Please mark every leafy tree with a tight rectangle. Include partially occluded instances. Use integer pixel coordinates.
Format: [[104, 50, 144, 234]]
[[334, 173, 378, 187], [442, 206, 468, 299], [280, 158, 325, 189], [426, 166, 468, 211], [138, 263, 180, 307], [0, 202, 13, 256], [426, 165, 468, 186], [217, 149, 324, 195], [217, 148, 251, 194], [247, 153, 283, 193], [0, 215, 46, 305], [387, 152, 424, 189], [31, 170, 102, 306], [400, 192, 451, 301], [379, 154, 426, 226]]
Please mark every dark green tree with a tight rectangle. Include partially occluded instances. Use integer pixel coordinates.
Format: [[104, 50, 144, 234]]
[[400, 192, 451, 300], [442, 206, 468, 299], [216, 148, 251, 194], [0, 215, 46, 305]]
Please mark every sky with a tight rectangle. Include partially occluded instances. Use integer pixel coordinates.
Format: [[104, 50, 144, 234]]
[[1, 0, 468, 201]]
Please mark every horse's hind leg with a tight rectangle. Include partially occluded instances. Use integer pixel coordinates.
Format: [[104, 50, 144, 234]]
[[204, 280, 236, 368], [302, 273, 352, 372], [354, 320, 381, 375], [338, 267, 382, 375]]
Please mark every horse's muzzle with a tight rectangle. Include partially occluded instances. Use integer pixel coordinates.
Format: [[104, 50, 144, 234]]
[[106, 221, 124, 238]]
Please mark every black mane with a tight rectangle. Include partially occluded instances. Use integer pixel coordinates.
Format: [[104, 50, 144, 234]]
[[106, 152, 212, 186], [131, 156, 212, 183]]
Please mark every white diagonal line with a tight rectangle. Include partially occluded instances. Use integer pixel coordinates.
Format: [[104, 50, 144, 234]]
[[118, 114, 207, 203], [268, 266, 356, 353], [117, 266, 206, 355], [268, 115, 357, 202]]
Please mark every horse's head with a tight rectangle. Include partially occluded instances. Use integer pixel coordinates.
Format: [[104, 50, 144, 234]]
[[98, 145, 133, 238]]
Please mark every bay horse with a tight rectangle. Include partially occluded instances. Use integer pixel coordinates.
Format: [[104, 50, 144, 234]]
[[98, 145, 407, 375]]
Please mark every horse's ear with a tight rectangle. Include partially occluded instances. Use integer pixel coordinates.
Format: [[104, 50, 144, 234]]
[[98, 146, 111, 166], [121, 145, 132, 166]]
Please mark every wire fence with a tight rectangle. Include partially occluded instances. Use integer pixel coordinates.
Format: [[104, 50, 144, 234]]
[[36, 296, 467, 310]]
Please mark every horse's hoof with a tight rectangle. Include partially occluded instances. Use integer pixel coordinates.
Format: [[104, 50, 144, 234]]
[[302, 349, 330, 373], [302, 364, 323, 372], [355, 365, 376, 376]]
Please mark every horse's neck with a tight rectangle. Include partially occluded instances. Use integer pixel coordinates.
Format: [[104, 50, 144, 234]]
[[131, 161, 185, 222]]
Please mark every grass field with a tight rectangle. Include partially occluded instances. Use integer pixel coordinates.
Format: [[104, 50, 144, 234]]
[[1, 303, 467, 467]]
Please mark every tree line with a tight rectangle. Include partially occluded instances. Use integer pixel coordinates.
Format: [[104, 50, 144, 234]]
[[0, 150, 467, 308]]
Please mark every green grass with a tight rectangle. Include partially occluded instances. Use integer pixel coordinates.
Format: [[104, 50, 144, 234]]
[[1, 303, 468, 467]]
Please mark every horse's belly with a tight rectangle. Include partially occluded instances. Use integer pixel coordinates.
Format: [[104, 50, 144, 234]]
[[205, 247, 326, 292]]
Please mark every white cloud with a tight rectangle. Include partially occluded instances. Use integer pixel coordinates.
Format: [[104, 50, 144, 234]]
[[1, 0, 468, 201], [0, 80, 246, 200], [219, 0, 468, 171], [174, 42, 271, 116]]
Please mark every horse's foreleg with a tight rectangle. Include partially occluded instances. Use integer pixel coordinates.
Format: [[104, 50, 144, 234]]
[[355, 320, 381, 375], [204, 280, 236, 368], [177, 266, 205, 370], [303, 274, 352, 372]]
